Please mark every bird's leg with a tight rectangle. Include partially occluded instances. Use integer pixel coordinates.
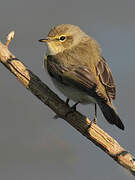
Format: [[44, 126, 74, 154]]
[[93, 104, 97, 124], [86, 104, 97, 132]]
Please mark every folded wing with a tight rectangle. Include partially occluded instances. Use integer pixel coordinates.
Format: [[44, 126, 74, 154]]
[[46, 55, 107, 101]]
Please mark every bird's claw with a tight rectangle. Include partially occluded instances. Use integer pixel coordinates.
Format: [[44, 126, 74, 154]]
[[65, 102, 79, 117]]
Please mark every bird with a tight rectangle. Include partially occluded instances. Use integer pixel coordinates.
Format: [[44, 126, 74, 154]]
[[39, 24, 124, 130]]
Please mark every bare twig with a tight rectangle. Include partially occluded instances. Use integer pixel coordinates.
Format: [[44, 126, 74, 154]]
[[0, 31, 135, 175]]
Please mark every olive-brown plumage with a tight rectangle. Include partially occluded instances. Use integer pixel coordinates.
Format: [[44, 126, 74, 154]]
[[39, 24, 124, 130]]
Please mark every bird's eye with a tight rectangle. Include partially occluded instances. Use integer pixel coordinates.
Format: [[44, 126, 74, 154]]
[[59, 36, 66, 41]]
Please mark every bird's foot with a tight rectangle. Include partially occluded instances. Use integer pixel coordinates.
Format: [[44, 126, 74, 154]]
[[85, 117, 97, 133], [65, 102, 79, 117], [93, 116, 97, 124]]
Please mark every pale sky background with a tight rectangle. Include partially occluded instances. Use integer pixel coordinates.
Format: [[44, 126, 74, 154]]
[[0, 0, 135, 179]]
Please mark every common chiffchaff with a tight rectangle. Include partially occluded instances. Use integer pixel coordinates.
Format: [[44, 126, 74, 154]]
[[39, 24, 124, 130]]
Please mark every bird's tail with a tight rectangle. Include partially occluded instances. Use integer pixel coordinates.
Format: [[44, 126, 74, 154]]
[[98, 101, 124, 130]]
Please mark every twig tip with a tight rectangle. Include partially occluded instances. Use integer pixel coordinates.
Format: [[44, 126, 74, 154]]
[[6, 30, 15, 47]]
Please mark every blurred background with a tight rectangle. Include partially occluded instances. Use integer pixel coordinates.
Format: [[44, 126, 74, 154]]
[[0, 0, 135, 179]]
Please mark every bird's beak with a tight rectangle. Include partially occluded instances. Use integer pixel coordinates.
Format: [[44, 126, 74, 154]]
[[39, 37, 50, 43]]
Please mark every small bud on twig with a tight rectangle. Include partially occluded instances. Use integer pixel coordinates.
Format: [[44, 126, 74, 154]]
[[6, 31, 15, 47]]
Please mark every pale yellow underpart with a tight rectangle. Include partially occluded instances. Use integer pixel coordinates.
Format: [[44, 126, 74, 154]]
[[52, 78, 97, 104]]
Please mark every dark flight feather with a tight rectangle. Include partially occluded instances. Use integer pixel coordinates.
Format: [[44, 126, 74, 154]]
[[96, 57, 116, 100]]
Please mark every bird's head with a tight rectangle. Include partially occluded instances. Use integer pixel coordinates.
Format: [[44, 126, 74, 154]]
[[39, 24, 88, 55]]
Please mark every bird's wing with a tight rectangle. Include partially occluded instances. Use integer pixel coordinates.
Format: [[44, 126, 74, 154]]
[[96, 57, 116, 100], [46, 55, 108, 101]]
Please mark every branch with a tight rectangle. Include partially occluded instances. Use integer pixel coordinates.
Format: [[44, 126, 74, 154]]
[[0, 31, 135, 175]]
